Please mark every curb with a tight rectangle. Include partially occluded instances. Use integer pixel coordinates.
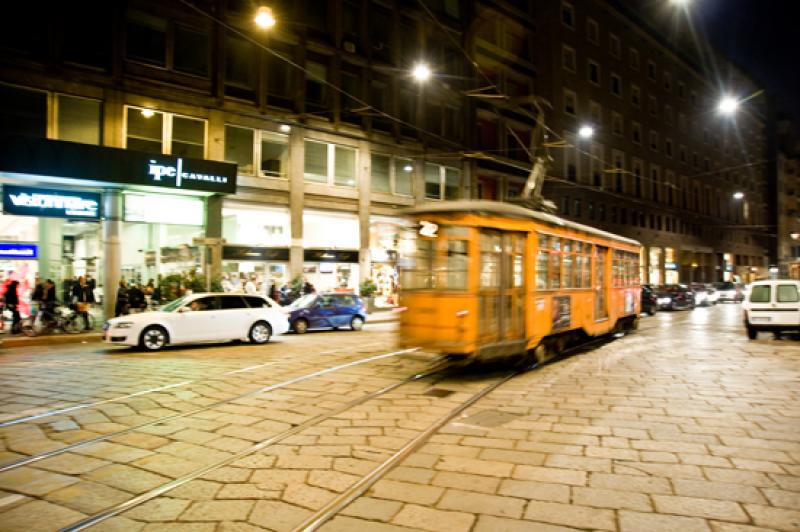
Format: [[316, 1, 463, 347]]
[[1, 314, 399, 350]]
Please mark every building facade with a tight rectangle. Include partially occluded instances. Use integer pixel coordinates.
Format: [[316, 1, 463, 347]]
[[0, 0, 771, 320]]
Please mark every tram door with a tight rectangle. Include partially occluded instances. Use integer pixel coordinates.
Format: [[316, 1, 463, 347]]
[[594, 245, 609, 320], [479, 231, 526, 344]]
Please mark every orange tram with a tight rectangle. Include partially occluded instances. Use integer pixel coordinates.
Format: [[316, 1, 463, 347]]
[[397, 200, 642, 364]]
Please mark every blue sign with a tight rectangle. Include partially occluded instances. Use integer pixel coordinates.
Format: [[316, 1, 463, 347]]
[[0, 243, 38, 260], [2, 185, 101, 220]]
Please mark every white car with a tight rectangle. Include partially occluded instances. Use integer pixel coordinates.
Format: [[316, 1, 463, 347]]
[[742, 280, 800, 339], [104, 293, 289, 351]]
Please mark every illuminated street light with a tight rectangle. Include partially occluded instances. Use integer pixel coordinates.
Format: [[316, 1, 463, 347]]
[[578, 125, 594, 139], [718, 96, 740, 115], [732, 191, 744, 200], [254, 6, 276, 29], [411, 62, 432, 83]]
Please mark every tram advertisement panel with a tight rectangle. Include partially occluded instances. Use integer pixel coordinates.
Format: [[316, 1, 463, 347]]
[[552, 296, 571, 330]]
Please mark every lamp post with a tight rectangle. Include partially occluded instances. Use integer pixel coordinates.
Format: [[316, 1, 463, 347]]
[[254, 6, 276, 29]]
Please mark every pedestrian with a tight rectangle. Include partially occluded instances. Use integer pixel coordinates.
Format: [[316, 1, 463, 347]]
[[115, 279, 129, 317], [71, 275, 95, 331], [269, 283, 281, 303], [245, 274, 257, 295], [128, 283, 145, 313], [303, 279, 316, 295], [3, 279, 21, 334], [40, 279, 57, 324]]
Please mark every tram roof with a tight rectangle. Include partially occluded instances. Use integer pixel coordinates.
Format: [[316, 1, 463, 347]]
[[403, 200, 641, 247]]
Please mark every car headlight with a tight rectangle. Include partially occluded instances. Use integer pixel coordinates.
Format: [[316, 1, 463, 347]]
[[114, 321, 134, 329], [657, 297, 671, 304]]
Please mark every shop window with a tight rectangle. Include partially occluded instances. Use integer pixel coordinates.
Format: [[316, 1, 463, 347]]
[[126, 11, 167, 67], [174, 24, 210, 77], [424, 163, 460, 200], [224, 125, 254, 174], [0, 84, 47, 138], [587, 18, 599, 45], [371, 154, 391, 193], [334, 146, 356, 186], [126, 106, 206, 157], [261, 132, 289, 178], [563, 89, 577, 116], [371, 154, 413, 195], [304, 141, 328, 183], [225, 33, 258, 100], [562, 46, 576, 72], [55, 95, 102, 145], [172, 116, 205, 159], [303, 140, 357, 187], [126, 107, 164, 154], [306, 60, 328, 108], [394, 158, 414, 196]]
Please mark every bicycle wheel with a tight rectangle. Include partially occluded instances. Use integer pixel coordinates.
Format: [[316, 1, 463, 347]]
[[20, 318, 36, 337], [63, 315, 83, 334]]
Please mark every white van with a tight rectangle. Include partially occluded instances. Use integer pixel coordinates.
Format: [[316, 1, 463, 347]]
[[741, 280, 800, 339]]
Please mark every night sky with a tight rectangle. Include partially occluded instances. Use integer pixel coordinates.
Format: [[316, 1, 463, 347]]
[[695, 0, 800, 132]]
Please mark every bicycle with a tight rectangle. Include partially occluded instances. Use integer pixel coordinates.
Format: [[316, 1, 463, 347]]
[[21, 305, 93, 336]]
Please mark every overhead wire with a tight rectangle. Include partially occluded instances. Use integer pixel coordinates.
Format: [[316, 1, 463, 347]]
[[180, 0, 764, 218]]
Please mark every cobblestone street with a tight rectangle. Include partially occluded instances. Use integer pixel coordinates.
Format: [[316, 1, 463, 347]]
[[0, 305, 797, 531]]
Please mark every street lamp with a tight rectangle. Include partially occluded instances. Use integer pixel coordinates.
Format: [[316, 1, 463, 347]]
[[718, 96, 740, 115], [254, 6, 276, 29], [732, 191, 744, 200], [411, 62, 432, 83], [578, 125, 594, 139], [669, 0, 691, 5]]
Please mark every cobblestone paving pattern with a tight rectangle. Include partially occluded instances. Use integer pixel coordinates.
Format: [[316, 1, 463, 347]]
[[0, 307, 797, 531]]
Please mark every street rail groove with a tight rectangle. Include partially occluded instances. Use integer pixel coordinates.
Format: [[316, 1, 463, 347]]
[[0, 347, 420, 474], [59, 359, 451, 531], [0, 341, 388, 428]]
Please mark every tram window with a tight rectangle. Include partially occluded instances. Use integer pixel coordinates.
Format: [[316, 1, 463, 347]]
[[549, 252, 561, 289], [444, 240, 468, 289], [399, 235, 434, 290], [583, 253, 592, 287], [536, 248, 548, 290], [480, 234, 501, 288], [563, 254, 574, 288]]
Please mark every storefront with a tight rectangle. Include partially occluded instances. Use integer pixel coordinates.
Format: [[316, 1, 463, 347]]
[[648, 247, 662, 286], [302, 210, 360, 292], [221, 202, 290, 294], [664, 247, 679, 284], [369, 216, 408, 307], [0, 135, 237, 318]]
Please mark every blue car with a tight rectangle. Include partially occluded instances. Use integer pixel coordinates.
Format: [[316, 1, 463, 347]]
[[287, 293, 367, 333]]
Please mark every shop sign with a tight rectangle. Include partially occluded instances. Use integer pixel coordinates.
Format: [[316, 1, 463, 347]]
[[223, 246, 290, 261], [304, 249, 360, 263], [664, 261, 678, 270], [2, 185, 101, 220], [147, 157, 231, 191], [0, 135, 237, 194], [0, 243, 38, 260]]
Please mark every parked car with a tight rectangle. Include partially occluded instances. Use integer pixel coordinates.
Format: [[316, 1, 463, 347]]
[[641, 285, 658, 315], [713, 281, 744, 303], [704, 283, 720, 305], [104, 293, 289, 351], [288, 293, 367, 333], [655, 284, 695, 310], [742, 279, 800, 339], [689, 283, 715, 306]]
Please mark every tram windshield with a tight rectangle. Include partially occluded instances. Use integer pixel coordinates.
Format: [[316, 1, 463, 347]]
[[398, 225, 469, 291]]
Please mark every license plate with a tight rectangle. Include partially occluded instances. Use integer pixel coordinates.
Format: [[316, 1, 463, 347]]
[[751, 316, 770, 322]]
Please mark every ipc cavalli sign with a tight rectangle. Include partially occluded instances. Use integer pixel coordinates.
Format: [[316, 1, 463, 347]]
[[0, 135, 237, 195], [2, 185, 101, 220]]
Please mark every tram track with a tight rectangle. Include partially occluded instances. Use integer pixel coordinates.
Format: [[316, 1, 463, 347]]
[[59, 358, 455, 531], [0, 346, 421, 474], [0, 341, 389, 428]]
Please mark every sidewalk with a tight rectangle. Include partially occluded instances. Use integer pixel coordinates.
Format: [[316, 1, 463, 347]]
[[0, 309, 399, 350]]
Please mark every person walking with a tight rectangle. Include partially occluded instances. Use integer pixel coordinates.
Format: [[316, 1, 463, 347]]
[[128, 283, 145, 313], [71, 276, 95, 331], [40, 279, 57, 324], [115, 279, 129, 317], [4, 279, 21, 334]]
